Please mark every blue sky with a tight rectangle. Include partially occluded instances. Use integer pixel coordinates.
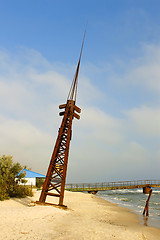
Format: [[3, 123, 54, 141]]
[[0, 1, 160, 182]]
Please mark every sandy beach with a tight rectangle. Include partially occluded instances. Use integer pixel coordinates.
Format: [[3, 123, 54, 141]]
[[0, 190, 160, 240]]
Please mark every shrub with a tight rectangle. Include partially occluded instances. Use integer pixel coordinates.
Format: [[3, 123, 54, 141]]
[[0, 155, 33, 200], [9, 185, 33, 198]]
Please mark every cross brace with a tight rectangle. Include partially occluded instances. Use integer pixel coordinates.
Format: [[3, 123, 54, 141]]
[[38, 100, 81, 206]]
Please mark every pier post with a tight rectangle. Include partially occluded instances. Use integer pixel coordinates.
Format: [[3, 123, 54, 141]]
[[88, 191, 98, 194], [143, 186, 151, 194], [143, 189, 152, 216]]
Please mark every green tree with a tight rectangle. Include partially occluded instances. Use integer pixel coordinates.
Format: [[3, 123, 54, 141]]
[[0, 155, 33, 200]]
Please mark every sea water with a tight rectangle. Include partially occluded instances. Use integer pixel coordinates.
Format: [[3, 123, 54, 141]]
[[97, 188, 160, 229]]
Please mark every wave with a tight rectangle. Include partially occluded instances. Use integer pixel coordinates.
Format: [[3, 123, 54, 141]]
[[151, 207, 160, 211], [120, 198, 129, 202], [151, 202, 160, 206], [98, 190, 160, 229], [152, 191, 160, 193], [137, 205, 144, 209], [111, 189, 143, 194]]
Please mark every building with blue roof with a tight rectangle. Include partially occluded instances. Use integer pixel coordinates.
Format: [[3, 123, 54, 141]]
[[18, 169, 45, 186]]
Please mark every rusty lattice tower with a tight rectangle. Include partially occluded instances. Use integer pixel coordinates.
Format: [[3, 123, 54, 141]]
[[38, 30, 86, 207]]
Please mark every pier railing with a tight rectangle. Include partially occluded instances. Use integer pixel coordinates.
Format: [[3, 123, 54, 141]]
[[65, 180, 160, 192]]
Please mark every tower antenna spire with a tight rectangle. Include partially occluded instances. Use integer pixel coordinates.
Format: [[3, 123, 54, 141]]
[[67, 24, 87, 102], [37, 27, 86, 207]]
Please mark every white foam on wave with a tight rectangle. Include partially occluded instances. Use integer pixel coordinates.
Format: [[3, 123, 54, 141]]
[[153, 190, 160, 193], [135, 189, 143, 193], [152, 202, 160, 206], [120, 198, 129, 202], [137, 205, 144, 209], [113, 189, 143, 194], [99, 189, 160, 229]]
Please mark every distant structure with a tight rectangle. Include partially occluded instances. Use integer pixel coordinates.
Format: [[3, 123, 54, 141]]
[[18, 169, 45, 186], [37, 29, 86, 207]]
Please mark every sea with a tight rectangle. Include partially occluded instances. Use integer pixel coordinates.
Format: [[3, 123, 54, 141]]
[[97, 188, 160, 229]]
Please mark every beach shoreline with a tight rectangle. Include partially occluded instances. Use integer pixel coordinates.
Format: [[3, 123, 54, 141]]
[[97, 189, 160, 230], [0, 190, 160, 240]]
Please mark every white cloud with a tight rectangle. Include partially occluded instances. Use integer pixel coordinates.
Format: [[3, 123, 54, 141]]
[[29, 69, 70, 100], [0, 80, 33, 113], [0, 115, 53, 174], [124, 106, 160, 137], [0, 47, 159, 182], [78, 76, 105, 105], [78, 107, 123, 144], [115, 43, 160, 92]]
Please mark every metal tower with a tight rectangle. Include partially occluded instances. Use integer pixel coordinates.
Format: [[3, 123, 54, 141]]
[[38, 30, 86, 207]]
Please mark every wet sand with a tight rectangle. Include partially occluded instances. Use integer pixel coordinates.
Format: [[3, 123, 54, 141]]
[[0, 190, 160, 240]]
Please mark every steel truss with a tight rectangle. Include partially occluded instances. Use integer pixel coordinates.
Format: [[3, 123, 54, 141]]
[[38, 28, 86, 206]]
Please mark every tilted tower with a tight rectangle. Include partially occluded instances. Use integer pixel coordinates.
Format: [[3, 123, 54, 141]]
[[38, 30, 86, 207]]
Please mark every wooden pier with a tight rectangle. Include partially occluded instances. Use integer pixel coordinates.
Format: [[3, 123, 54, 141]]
[[65, 180, 160, 193]]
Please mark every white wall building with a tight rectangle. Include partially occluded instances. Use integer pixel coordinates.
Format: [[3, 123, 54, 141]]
[[18, 169, 45, 186]]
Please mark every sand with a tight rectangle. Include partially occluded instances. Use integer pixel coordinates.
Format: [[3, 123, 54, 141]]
[[0, 190, 160, 240]]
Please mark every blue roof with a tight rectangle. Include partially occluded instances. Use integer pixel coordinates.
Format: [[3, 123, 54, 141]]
[[18, 169, 45, 178]]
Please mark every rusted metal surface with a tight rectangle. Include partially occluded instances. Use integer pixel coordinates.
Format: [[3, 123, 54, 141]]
[[66, 180, 160, 192], [143, 186, 151, 194], [88, 191, 98, 194], [38, 30, 86, 207], [143, 189, 152, 216]]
